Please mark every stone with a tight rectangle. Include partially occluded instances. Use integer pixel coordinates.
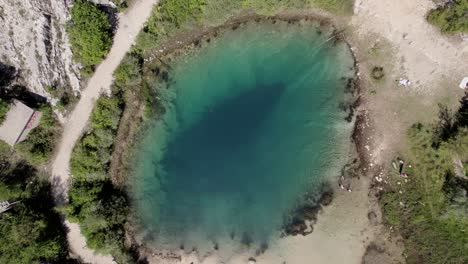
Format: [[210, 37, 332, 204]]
[[0, 0, 80, 95]]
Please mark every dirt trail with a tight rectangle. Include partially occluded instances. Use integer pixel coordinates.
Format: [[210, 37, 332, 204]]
[[50, 1, 159, 263]]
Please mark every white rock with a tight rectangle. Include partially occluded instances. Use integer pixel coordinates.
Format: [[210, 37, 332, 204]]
[[0, 0, 81, 95]]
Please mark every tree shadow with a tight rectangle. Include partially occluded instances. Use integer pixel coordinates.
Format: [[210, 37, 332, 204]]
[[0, 85, 47, 108], [98, 4, 120, 35], [0, 62, 18, 88]]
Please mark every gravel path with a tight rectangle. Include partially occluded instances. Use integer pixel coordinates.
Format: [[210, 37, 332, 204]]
[[51, 1, 159, 263]]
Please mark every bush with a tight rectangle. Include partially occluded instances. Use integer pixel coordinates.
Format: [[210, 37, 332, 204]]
[[0, 203, 68, 264], [64, 178, 130, 262], [0, 154, 70, 264], [427, 0, 468, 33], [381, 96, 468, 263], [114, 55, 142, 88], [68, 91, 130, 261], [71, 96, 123, 179], [45, 85, 78, 112], [0, 98, 10, 124], [67, 176, 130, 260], [67, 0, 112, 67], [158, 0, 206, 27], [16, 106, 60, 164]]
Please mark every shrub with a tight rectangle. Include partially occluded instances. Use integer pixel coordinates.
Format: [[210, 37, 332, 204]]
[[114, 55, 142, 88], [427, 0, 468, 33], [0, 203, 68, 264], [71, 96, 123, 180], [64, 179, 130, 262], [16, 106, 60, 164], [0, 154, 70, 264], [67, 90, 130, 261], [45, 85, 78, 112], [159, 0, 206, 27], [0, 98, 10, 124], [67, 0, 112, 67], [381, 96, 468, 263]]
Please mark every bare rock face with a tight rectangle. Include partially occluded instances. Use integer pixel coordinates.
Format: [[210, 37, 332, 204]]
[[0, 0, 80, 96]]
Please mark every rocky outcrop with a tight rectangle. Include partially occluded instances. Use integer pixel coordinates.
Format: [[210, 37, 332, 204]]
[[0, 0, 80, 96]]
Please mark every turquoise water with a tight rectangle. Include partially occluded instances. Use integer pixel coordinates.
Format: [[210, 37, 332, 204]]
[[132, 22, 355, 251]]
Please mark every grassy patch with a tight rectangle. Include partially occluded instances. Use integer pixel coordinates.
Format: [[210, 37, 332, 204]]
[[427, 0, 468, 33], [309, 0, 354, 14], [381, 95, 468, 263]]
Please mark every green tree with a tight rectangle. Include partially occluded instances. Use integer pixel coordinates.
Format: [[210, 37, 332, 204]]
[[16, 106, 60, 164], [70, 96, 123, 180], [67, 0, 112, 66], [0, 98, 10, 124], [427, 0, 468, 33], [0, 154, 69, 264], [0, 204, 67, 264]]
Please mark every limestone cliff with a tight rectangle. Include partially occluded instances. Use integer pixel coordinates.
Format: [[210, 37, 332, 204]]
[[0, 0, 80, 96]]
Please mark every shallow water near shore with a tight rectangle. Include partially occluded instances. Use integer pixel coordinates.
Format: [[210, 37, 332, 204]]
[[131, 21, 356, 254]]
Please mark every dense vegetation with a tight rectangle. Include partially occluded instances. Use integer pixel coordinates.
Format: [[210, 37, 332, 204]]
[[0, 142, 71, 264], [64, 178, 130, 262], [0, 98, 9, 124], [1, 59, 67, 262], [16, 105, 61, 164], [427, 0, 468, 33], [71, 96, 123, 179], [67, 0, 113, 71], [68, 85, 131, 261], [381, 93, 468, 263]]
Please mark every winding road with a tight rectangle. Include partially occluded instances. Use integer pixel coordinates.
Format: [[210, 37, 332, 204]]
[[51, 0, 159, 263]]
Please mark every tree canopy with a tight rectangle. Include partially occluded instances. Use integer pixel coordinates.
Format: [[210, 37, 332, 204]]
[[427, 0, 468, 33], [0, 149, 69, 263], [67, 0, 112, 67]]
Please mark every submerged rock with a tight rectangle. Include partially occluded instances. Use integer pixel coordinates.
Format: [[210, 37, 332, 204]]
[[248, 257, 256, 264], [283, 189, 334, 236]]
